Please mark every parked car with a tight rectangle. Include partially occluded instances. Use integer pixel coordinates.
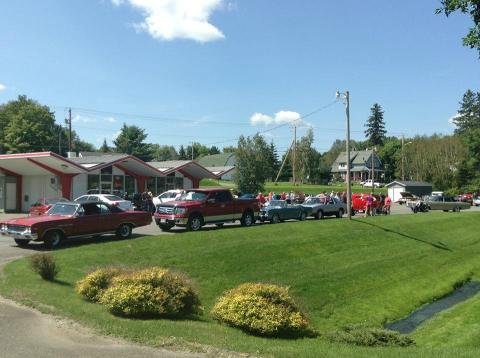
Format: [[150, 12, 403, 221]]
[[458, 193, 474, 204], [74, 194, 134, 211], [0, 201, 152, 249], [397, 192, 417, 205], [152, 189, 182, 207], [351, 193, 382, 215], [421, 195, 471, 212], [154, 188, 260, 231], [362, 179, 384, 188], [259, 200, 308, 223], [301, 196, 346, 219], [86, 189, 125, 197], [29, 197, 69, 216], [473, 197, 480, 207]]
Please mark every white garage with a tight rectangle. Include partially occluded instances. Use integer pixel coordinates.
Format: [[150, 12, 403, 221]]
[[386, 181, 433, 202]]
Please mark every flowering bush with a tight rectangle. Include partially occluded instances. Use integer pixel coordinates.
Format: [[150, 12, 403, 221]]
[[76, 267, 126, 302], [211, 283, 314, 338], [99, 267, 201, 318]]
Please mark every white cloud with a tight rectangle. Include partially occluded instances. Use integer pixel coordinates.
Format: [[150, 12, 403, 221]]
[[0, 83, 6, 91], [250, 110, 311, 127], [112, 0, 225, 43], [73, 114, 96, 123], [104, 116, 117, 123]]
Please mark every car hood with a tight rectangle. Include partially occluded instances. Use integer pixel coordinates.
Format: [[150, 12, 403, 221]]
[[157, 200, 204, 207], [2, 215, 72, 226]]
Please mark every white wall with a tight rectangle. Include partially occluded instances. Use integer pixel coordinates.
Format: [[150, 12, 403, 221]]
[[22, 175, 61, 211], [72, 174, 88, 200]]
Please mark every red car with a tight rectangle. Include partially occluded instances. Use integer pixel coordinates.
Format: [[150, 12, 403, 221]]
[[0, 201, 152, 249], [351, 193, 382, 215], [29, 197, 69, 216], [154, 188, 260, 231], [459, 193, 473, 204]]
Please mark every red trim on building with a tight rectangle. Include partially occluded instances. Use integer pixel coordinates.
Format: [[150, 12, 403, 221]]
[[27, 158, 77, 199], [178, 169, 200, 188], [114, 164, 147, 193], [0, 165, 22, 212]]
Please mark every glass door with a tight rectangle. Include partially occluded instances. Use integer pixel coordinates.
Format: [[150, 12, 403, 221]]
[[101, 182, 112, 194]]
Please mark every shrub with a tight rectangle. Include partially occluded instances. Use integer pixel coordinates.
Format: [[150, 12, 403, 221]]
[[29, 253, 59, 281], [76, 267, 126, 302], [211, 283, 314, 338], [99, 267, 201, 318], [327, 324, 415, 347]]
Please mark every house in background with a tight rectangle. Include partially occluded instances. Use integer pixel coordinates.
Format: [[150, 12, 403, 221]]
[[331, 150, 383, 182], [147, 160, 217, 189], [198, 153, 236, 181], [386, 181, 432, 202]]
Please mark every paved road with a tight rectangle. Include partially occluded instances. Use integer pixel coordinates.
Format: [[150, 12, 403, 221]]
[[0, 222, 201, 358]]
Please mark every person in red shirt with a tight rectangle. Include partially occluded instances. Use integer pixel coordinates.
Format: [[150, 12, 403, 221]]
[[257, 192, 266, 206], [384, 195, 392, 215]]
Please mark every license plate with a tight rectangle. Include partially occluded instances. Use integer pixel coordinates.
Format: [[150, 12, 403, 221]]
[[160, 218, 166, 223]]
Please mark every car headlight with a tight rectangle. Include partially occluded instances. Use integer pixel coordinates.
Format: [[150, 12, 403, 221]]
[[1, 224, 7, 231], [24, 227, 31, 234], [174, 207, 187, 215]]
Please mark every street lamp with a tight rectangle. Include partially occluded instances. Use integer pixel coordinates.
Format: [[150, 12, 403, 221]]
[[336, 90, 352, 220]]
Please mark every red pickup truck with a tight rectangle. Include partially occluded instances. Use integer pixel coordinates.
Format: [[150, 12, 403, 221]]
[[154, 188, 260, 231]]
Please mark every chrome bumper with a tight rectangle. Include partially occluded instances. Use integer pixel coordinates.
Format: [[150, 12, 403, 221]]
[[0, 229, 38, 241], [155, 216, 188, 226]]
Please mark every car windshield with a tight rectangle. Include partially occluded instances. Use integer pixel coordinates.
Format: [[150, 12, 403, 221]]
[[48, 203, 79, 216], [103, 195, 123, 201], [45, 198, 67, 205], [268, 200, 286, 208], [304, 198, 321, 205], [178, 191, 207, 201]]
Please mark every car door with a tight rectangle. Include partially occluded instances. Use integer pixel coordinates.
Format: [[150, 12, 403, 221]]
[[204, 191, 231, 223], [98, 203, 121, 231], [73, 203, 102, 236]]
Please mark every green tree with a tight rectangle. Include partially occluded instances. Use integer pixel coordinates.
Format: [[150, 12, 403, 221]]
[[178, 145, 187, 160], [437, 0, 480, 56], [234, 134, 270, 193], [113, 123, 152, 161], [452, 89, 480, 135], [150, 144, 178, 161], [0, 95, 58, 154], [377, 137, 402, 182], [222, 146, 237, 153], [364, 103, 387, 146], [100, 139, 110, 153], [265, 141, 279, 181], [209, 146, 221, 155]]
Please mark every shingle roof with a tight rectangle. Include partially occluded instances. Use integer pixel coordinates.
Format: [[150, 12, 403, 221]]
[[386, 181, 432, 188], [197, 153, 236, 167]]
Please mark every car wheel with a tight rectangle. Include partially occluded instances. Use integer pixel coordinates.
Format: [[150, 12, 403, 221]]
[[351, 210, 356, 216], [318, 210, 324, 219], [14, 239, 30, 248], [116, 224, 133, 239], [454, 206, 461, 213], [187, 214, 203, 231], [159, 224, 173, 232], [337, 208, 344, 218], [215, 223, 224, 228], [43, 230, 63, 249], [271, 214, 280, 224], [241, 211, 254, 227], [299, 211, 307, 221]]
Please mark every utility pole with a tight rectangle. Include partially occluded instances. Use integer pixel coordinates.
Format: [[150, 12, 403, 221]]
[[68, 108, 72, 153], [371, 147, 375, 195], [337, 90, 352, 219], [401, 134, 405, 181], [191, 142, 194, 161], [292, 123, 297, 185], [58, 127, 62, 154]]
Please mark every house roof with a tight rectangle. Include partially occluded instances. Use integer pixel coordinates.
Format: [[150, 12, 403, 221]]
[[206, 166, 236, 176], [148, 160, 217, 179], [0, 152, 88, 176], [333, 150, 380, 165], [386, 180, 432, 188], [197, 153, 236, 167]]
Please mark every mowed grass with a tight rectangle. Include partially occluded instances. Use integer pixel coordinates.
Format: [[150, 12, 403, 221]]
[[1, 213, 480, 357], [201, 179, 387, 195]]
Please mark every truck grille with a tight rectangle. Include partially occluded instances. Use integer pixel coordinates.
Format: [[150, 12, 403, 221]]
[[7, 225, 27, 233], [157, 206, 174, 214]]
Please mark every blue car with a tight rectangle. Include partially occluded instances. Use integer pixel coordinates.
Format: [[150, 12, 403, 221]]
[[259, 200, 307, 224]]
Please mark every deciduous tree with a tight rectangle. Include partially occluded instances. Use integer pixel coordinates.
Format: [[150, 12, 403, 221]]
[[234, 134, 269, 193]]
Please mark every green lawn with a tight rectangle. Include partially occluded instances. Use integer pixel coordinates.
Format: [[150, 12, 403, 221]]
[[1, 213, 480, 357], [200, 179, 387, 195]]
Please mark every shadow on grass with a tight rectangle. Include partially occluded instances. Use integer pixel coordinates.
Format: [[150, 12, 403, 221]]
[[354, 219, 452, 252], [51, 279, 72, 287]]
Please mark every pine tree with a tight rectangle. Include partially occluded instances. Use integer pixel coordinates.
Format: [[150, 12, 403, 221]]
[[178, 145, 187, 160], [100, 138, 110, 152], [452, 89, 480, 135], [364, 103, 387, 146]]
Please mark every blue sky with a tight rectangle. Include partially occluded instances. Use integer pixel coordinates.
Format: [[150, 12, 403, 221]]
[[0, 0, 478, 156]]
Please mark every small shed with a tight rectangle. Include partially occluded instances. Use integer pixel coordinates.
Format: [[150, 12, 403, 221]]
[[386, 181, 433, 202]]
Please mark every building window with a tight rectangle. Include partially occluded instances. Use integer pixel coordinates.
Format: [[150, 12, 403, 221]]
[[175, 177, 183, 189], [339, 162, 347, 169], [125, 175, 135, 194], [157, 177, 165, 194], [101, 166, 113, 174], [101, 174, 112, 183], [87, 175, 100, 191], [113, 175, 124, 191]]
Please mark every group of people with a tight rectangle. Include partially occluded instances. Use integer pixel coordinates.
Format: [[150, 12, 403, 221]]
[[361, 193, 392, 217], [256, 191, 304, 205], [124, 192, 156, 213]]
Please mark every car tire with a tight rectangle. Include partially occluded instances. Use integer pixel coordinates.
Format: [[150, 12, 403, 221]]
[[337, 208, 344, 218], [14, 239, 30, 248], [187, 214, 203, 231], [271, 214, 280, 224], [318, 210, 324, 219], [116, 224, 132, 239], [215, 223, 224, 228], [299, 211, 307, 221], [43, 230, 63, 249], [241, 211, 254, 227], [159, 224, 173, 232]]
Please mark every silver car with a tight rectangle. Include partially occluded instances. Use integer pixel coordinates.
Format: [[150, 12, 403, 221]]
[[301, 196, 347, 219], [74, 194, 134, 211]]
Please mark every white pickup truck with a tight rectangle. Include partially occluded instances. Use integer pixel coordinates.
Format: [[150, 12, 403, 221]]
[[362, 179, 384, 188]]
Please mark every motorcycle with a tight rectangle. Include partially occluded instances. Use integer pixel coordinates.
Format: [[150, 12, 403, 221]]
[[411, 201, 429, 213]]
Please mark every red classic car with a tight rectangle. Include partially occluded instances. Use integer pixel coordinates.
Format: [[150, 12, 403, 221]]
[[0, 201, 152, 249], [351, 193, 382, 215], [29, 197, 69, 216]]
